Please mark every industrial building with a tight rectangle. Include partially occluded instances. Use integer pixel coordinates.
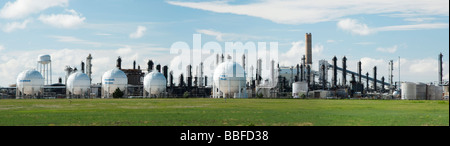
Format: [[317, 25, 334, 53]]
[[0, 33, 448, 100]]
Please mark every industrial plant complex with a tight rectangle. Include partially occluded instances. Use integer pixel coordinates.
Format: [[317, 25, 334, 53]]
[[1, 34, 448, 100]]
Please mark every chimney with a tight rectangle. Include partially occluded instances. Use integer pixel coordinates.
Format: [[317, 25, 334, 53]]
[[305, 33, 312, 65]]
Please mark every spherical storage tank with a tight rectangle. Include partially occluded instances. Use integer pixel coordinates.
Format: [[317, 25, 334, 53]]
[[102, 68, 128, 97], [213, 62, 246, 96], [16, 69, 44, 95], [144, 71, 166, 95], [67, 72, 90, 95], [401, 82, 416, 100]]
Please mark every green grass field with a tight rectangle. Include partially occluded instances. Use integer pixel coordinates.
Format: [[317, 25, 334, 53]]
[[0, 98, 448, 126]]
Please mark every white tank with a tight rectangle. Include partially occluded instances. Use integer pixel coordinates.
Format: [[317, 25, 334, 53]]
[[213, 61, 246, 96], [416, 83, 427, 100], [102, 68, 128, 97], [38, 54, 51, 64], [401, 82, 416, 100], [144, 71, 167, 94], [16, 69, 45, 95], [66, 72, 90, 95], [427, 85, 436, 100], [435, 86, 442, 100], [292, 82, 308, 97]]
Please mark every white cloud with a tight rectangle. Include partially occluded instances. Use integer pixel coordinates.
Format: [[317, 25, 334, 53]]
[[2, 19, 31, 32], [196, 29, 224, 41], [376, 23, 449, 31], [0, 0, 68, 19], [115, 46, 133, 55], [95, 33, 112, 36], [354, 42, 375, 45], [409, 59, 438, 73], [129, 26, 147, 39], [50, 35, 103, 47], [38, 9, 86, 28], [337, 19, 373, 35], [280, 40, 324, 66], [0, 45, 5, 51], [196, 29, 271, 41], [326, 40, 336, 43], [404, 17, 436, 22], [167, 0, 449, 25], [376, 45, 398, 53], [338, 18, 449, 35]]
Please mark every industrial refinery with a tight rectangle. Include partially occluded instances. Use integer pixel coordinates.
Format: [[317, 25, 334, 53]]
[[0, 33, 448, 100]]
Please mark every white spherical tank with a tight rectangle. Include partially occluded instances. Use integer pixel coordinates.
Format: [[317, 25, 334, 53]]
[[401, 82, 416, 100], [213, 62, 246, 96], [67, 72, 90, 95], [16, 69, 44, 95], [102, 68, 128, 96], [144, 72, 167, 94]]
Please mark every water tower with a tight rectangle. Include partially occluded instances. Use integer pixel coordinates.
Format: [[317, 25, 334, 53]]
[[37, 54, 52, 85]]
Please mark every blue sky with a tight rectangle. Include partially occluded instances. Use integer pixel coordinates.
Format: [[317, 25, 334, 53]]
[[0, 0, 449, 86]]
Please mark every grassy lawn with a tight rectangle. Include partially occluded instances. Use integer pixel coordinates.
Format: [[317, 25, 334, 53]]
[[0, 98, 448, 126]]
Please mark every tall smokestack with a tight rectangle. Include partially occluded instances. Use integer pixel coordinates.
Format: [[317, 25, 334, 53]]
[[216, 54, 219, 66], [439, 53, 443, 85], [389, 60, 394, 87], [366, 72, 369, 92], [116, 56, 122, 69], [86, 54, 92, 83], [358, 61, 362, 84], [300, 64, 304, 82], [321, 64, 326, 89], [305, 33, 312, 65], [133, 60, 136, 70], [169, 71, 174, 88], [242, 54, 246, 71], [147, 60, 154, 72], [163, 66, 168, 84], [156, 64, 161, 72], [296, 64, 300, 82], [373, 66, 377, 91], [306, 65, 311, 87], [342, 56, 347, 87], [81, 61, 85, 73], [332, 56, 337, 88]]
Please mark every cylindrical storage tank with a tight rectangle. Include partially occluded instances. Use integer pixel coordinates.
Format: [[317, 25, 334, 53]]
[[416, 83, 426, 100], [401, 82, 416, 100], [435, 86, 442, 100], [427, 85, 436, 100], [292, 82, 308, 97], [102, 68, 128, 98], [144, 71, 167, 95], [213, 62, 246, 97], [16, 69, 45, 95], [66, 72, 90, 95]]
